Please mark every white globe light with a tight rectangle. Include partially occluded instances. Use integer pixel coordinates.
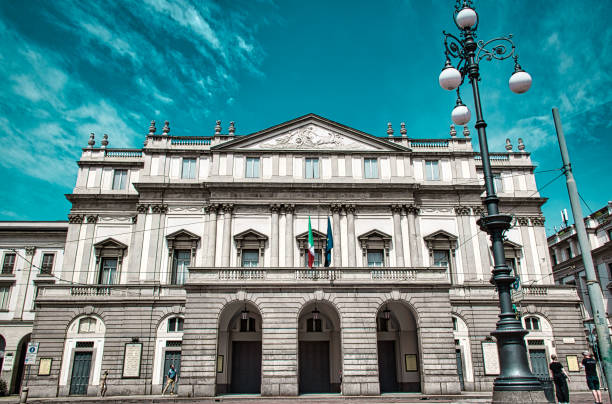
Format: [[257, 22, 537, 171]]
[[439, 67, 462, 90], [509, 70, 532, 94], [452, 104, 471, 126], [456, 8, 477, 29]]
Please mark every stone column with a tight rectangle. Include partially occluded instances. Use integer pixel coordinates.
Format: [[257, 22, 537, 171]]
[[270, 204, 280, 267], [205, 204, 218, 266], [406, 205, 421, 266], [391, 205, 405, 267], [346, 205, 356, 267], [79, 215, 98, 283], [331, 204, 342, 267], [15, 246, 35, 319], [62, 214, 84, 282], [148, 204, 168, 281], [284, 204, 294, 266], [518, 216, 537, 282], [221, 204, 234, 267], [454, 206, 475, 282], [128, 205, 148, 282]]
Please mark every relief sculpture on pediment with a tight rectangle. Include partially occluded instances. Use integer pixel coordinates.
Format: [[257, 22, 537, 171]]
[[258, 125, 364, 150]]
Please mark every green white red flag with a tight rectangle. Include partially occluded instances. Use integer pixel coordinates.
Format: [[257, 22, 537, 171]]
[[308, 216, 315, 267]]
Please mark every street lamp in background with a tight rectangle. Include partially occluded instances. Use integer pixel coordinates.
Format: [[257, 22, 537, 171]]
[[438, 1, 543, 402]]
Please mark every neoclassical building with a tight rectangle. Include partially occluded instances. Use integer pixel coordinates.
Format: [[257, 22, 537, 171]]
[[26, 114, 587, 397]]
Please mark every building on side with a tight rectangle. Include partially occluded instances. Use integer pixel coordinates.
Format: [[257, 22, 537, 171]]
[[26, 114, 587, 397], [0, 221, 67, 394], [548, 202, 612, 322]]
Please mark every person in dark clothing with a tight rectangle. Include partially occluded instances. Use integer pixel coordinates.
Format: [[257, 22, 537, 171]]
[[549, 354, 570, 404], [581, 351, 602, 404]]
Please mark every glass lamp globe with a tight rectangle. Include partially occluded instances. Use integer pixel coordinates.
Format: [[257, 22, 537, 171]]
[[439, 66, 462, 90], [452, 104, 471, 126], [456, 7, 477, 29], [509, 70, 532, 94]]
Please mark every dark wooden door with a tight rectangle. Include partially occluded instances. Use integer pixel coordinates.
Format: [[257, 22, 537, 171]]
[[230, 341, 261, 393], [456, 349, 465, 390], [69, 352, 92, 395], [299, 341, 330, 393], [163, 351, 181, 391], [529, 349, 548, 378], [378, 340, 398, 393]]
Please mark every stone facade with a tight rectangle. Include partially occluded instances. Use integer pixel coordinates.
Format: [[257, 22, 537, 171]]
[[25, 114, 588, 397]]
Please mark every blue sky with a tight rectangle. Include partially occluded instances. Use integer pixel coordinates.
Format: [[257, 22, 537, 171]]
[[0, 0, 610, 234]]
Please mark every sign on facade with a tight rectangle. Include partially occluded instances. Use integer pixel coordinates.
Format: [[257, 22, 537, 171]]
[[122, 343, 142, 378], [481, 342, 500, 375], [2, 352, 14, 371], [24, 342, 39, 365]]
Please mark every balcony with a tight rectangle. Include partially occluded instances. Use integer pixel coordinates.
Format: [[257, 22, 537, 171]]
[[187, 266, 450, 286], [450, 284, 580, 302], [37, 284, 186, 303]]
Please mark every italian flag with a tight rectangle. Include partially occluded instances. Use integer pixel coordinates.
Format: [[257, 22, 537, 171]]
[[307, 216, 315, 268]]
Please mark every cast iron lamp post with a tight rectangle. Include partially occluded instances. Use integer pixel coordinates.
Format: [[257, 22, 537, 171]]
[[438, 1, 544, 402]]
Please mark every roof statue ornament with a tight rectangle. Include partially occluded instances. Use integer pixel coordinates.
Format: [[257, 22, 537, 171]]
[[400, 122, 407, 137], [450, 124, 457, 137], [148, 120, 156, 135], [386, 122, 394, 137], [101, 134, 109, 148], [163, 120, 170, 134], [215, 120, 222, 135], [229, 121, 235, 135], [87, 133, 95, 147], [505, 138, 513, 151], [517, 137, 525, 151], [463, 125, 470, 137]]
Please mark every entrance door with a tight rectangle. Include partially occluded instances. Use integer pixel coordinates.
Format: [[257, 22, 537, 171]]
[[163, 351, 181, 392], [69, 352, 92, 395], [456, 349, 465, 390], [378, 340, 398, 393], [529, 349, 548, 378], [230, 341, 261, 393], [299, 341, 330, 393]]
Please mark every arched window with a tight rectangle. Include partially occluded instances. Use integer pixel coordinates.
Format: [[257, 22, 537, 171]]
[[524, 316, 540, 331], [78, 317, 97, 333]]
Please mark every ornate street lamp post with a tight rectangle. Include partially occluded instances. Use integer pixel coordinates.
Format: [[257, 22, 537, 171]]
[[439, 1, 545, 402]]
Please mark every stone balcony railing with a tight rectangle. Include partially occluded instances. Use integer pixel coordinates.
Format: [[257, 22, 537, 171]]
[[450, 284, 580, 302], [187, 266, 450, 286], [37, 284, 186, 302]]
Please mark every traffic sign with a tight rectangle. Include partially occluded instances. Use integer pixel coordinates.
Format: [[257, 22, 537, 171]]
[[24, 342, 39, 365]]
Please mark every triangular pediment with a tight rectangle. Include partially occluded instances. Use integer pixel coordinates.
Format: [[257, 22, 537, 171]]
[[213, 114, 410, 153], [234, 229, 268, 241], [166, 229, 200, 241], [93, 237, 128, 250], [358, 229, 392, 241], [423, 230, 458, 241], [296, 229, 327, 241]]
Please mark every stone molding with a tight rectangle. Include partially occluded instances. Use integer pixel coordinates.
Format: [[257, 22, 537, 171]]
[[86, 215, 99, 224], [516, 216, 530, 227], [471, 206, 485, 216], [530, 216, 545, 227], [151, 204, 168, 214], [136, 204, 149, 214], [25, 246, 36, 256], [454, 206, 471, 216], [68, 214, 84, 224]]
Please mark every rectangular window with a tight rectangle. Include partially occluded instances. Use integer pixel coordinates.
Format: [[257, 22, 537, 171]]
[[241, 249, 259, 267], [240, 317, 256, 332], [305, 158, 320, 179], [2, 253, 16, 274], [364, 158, 378, 179], [565, 247, 572, 260], [168, 317, 184, 332], [171, 250, 191, 285], [181, 158, 196, 179], [377, 317, 389, 332], [0, 286, 10, 310], [433, 250, 450, 267], [245, 157, 260, 178], [608, 229, 612, 242], [307, 318, 322, 332], [112, 169, 128, 190], [551, 252, 557, 266], [506, 258, 518, 277], [41, 253, 55, 274], [98, 257, 118, 285], [493, 173, 503, 193], [367, 250, 384, 267], [425, 160, 440, 181], [304, 250, 322, 267]]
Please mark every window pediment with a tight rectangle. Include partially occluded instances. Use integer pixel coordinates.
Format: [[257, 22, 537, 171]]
[[166, 229, 200, 257], [423, 230, 458, 250], [93, 238, 128, 250], [93, 238, 127, 264], [296, 229, 327, 249], [166, 229, 200, 242], [234, 229, 268, 242]]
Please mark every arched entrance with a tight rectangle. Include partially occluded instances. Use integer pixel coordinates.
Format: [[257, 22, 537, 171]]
[[216, 301, 262, 395], [12, 334, 30, 394], [298, 301, 341, 394], [376, 302, 420, 393]]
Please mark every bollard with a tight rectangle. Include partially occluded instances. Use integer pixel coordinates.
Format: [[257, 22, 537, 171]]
[[19, 386, 29, 403]]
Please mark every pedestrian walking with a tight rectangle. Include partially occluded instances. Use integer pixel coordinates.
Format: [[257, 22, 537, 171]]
[[581, 351, 602, 404], [100, 370, 108, 397], [549, 354, 570, 404], [162, 364, 177, 395]]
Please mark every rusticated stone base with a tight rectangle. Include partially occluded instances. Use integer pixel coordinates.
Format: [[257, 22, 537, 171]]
[[492, 389, 549, 404]]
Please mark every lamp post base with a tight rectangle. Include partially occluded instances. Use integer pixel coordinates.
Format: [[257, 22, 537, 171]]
[[492, 389, 549, 404]]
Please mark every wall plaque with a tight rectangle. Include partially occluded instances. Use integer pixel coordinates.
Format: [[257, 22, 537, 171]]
[[122, 343, 142, 378], [482, 342, 500, 375], [404, 354, 418, 372], [566, 355, 579, 372], [38, 358, 52, 376]]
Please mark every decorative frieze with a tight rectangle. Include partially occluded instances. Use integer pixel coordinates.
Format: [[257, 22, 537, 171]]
[[454, 206, 471, 216], [86, 215, 99, 224], [472, 206, 485, 216], [404, 205, 420, 215], [68, 214, 84, 224], [25, 246, 36, 256], [516, 216, 530, 227], [136, 204, 149, 214], [530, 216, 545, 227], [151, 204, 168, 214]]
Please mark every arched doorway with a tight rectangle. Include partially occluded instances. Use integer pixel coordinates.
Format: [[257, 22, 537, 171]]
[[152, 314, 184, 393], [376, 302, 420, 393], [298, 301, 341, 394], [12, 334, 30, 394], [216, 301, 262, 395], [0, 335, 5, 375], [452, 315, 474, 390]]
